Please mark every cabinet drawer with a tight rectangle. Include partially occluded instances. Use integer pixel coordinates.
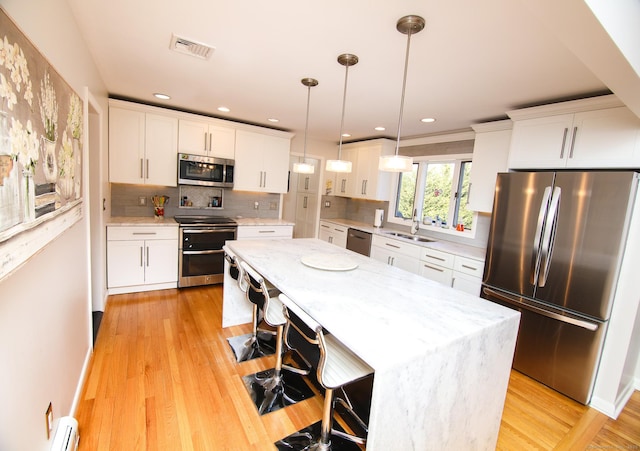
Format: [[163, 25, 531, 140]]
[[319, 221, 348, 235], [420, 248, 454, 268], [107, 225, 178, 241], [237, 225, 293, 239], [453, 256, 484, 278], [419, 262, 453, 286], [372, 235, 421, 259]]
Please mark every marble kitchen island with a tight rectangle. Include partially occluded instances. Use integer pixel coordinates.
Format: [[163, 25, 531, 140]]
[[225, 238, 520, 450]]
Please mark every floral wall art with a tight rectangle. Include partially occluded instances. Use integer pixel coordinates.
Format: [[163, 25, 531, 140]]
[[0, 7, 83, 238]]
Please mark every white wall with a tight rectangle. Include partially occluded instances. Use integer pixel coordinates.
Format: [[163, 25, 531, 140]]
[[0, 0, 108, 449]]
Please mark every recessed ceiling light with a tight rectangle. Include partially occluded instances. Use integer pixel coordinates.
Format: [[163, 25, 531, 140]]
[[374, 126, 385, 131], [268, 118, 279, 123], [342, 133, 351, 138], [421, 117, 436, 123], [218, 106, 230, 113], [153, 93, 170, 100]]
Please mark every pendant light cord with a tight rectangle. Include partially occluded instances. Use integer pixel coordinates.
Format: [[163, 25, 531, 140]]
[[338, 63, 350, 160], [303, 84, 311, 160], [395, 30, 413, 157]]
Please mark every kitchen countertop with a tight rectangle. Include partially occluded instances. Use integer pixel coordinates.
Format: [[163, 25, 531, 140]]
[[107, 216, 295, 227], [320, 218, 486, 260], [235, 218, 294, 226], [225, 238, 519, 450], [107, 216, 177, 226]]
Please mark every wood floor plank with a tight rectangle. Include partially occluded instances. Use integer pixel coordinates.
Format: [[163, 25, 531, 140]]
[[76, 286, 640, 450]]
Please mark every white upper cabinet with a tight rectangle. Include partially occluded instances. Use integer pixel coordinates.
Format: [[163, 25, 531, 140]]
[[234, 130, 291, 193], [507, 95, 640, 169], [336, 139, 395, 201], [178, 119, 235, 159], [109, 102, 178, 186], [468, 120, 512, 213]]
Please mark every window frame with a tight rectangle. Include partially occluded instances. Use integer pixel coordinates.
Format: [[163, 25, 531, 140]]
[[387, 153, 477, 238]]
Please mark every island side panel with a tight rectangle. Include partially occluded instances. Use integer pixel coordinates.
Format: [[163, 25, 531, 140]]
[[366, 315, 519, 450], [222, 256, 253, 327]]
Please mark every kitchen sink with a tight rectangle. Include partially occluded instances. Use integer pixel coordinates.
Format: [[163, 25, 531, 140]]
[[383, 231, 434, 243]]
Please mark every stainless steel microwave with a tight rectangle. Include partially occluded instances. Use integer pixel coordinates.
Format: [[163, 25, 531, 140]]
[[177, 153, 234, 188]]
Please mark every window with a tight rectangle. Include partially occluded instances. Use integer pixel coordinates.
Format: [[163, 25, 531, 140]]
[[391, 156, 475, 233]]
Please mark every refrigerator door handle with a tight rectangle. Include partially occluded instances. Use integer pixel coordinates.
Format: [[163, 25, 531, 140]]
[[530, 186, 552, 285], [538, 186, 561, 287], [483, 287, 599, 331]]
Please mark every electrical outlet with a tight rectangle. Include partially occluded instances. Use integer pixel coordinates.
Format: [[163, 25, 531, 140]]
[[324, 201, 331, 208], [269, 202, 278, 210], [254, 201, 259, 210], [138, 196, 147, 206], [45, 402, 53, 439]]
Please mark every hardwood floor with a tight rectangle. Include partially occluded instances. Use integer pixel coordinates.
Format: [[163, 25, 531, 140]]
[[76, 286, 640, 450]]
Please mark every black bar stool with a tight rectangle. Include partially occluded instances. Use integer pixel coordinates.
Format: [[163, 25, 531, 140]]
[[240, 262, 314, 415], [224, 248, 275, 362], [275, 294, 373, 450]]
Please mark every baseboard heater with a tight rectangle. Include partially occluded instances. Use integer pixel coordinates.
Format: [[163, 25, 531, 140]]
[[50, 416, 79, 451]]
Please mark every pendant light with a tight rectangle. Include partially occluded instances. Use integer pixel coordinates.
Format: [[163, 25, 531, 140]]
[[379, 15, 425, 172], [293, 77, 318, 174], [326, 53, 359, 173]]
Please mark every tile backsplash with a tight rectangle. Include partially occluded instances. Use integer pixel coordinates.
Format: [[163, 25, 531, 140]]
[[111, 184, 280, 219]]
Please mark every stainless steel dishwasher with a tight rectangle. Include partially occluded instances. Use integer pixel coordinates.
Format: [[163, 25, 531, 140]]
[[346, 228, 372, 257]]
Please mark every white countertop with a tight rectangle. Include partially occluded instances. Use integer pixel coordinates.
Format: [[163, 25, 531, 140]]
[[227, 238, 515, 370], [107, 216, 177, 226], [320, 218, 486, 260], [235, 218, 295, 226]]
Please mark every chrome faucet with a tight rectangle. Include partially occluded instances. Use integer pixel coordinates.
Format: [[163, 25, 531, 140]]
[[410, 209, 419, 235]]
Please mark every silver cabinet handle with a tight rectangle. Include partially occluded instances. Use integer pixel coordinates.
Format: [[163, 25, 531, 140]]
[[140, 158, 144, 178], [303, 196, 308, 209], [425, 254, 445, 262], [461, 264, 477, 271], [263, 171, 267, 187], [133, 232, 157, 236], [146, 159, 149, 179], [146, 246, 150, 267], [328, 236, 333, 243], [560, 127, 568, 159], [385, 243, 400, 249], [140, 246, 143, 267], [424, 263, 444, 272], [258, 230, 276, 233], [209, 133, 212, 152], [568, 126, 578, 158], [305, 177, 309, 190]]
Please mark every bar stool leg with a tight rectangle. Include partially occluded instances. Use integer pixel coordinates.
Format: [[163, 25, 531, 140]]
[[243, 324, 314, 415]]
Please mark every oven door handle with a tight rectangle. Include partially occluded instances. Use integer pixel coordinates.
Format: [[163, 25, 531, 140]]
[[182, 249, 225, 256], [182, 228, 237, 234]]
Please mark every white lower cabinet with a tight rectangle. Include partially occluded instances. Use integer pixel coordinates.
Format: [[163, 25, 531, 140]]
[[451, 255, 484, 295], [318, 221, 348, 248], [419, 247, 483, 295], [107, 225, 179, 294], [371, 235, 421, 274], [237, 224, 293, 240]]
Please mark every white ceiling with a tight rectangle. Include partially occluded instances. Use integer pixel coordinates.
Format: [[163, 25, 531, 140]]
[[67, 0, 613, 143]]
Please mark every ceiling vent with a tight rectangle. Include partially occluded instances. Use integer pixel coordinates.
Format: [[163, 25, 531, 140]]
[[169, 34, 215, 60]]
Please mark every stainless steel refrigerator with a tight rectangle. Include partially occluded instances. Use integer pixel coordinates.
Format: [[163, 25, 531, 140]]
[[481, 171, 639, 404]]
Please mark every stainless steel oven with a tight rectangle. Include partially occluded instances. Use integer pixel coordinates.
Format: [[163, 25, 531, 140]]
[[175, 216, 237, 287]]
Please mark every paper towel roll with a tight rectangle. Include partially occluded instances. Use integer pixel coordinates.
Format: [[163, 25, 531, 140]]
[[374, 209, 384, 227]]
